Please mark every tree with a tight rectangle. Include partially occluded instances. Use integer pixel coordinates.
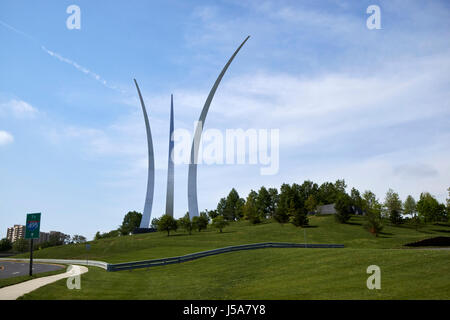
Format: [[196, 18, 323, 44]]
[[403, 195, 417, 217], [212, 216, 229, 233], [362, 190, 379, 211], [417, 192, 447, 223], [267, 187, 279, 218], [288, 199, 308, 227], [334, 179, 347, 196], [156, 215, 178, 236], [256, 186, 271, 219], [95, 229, 119, 240], [350, 187, 364, 211], [49, 233, 64, 246], [192, 215, 208, 232], [200, 211, 211, 224], [446, 187, 450, 217], [317, 182, 339, 204], [364, 210, 384, 237], [178, 212, 194, 235], [274, 184, 294, 223], [243, 190, 261, 224], [206, 209, 219, 220], [13, 238, 29, 252], [216, 197, 227, 217], [384, 189, 403, 225], [71, 235, 87, 244], [305, 194, 318, 214], [151, 217, 160, 229], [223, 188, 245, 221], [119, 211, 142, 235], [0, 238, 12, 252], [334, 193, 353, 223], [362, 190, 383, 236]]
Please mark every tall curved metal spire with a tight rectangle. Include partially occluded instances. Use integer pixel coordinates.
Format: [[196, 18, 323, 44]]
[[187, 36, 250, 219], [165, 94, 175, 216], [134, 79, 155, 228]]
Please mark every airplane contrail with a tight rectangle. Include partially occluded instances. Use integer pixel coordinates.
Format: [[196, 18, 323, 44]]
[[0, 19, 124, 93]]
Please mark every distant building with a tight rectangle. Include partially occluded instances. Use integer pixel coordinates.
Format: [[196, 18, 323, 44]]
[[6, 225, 68, 244], [316, 203, 366, 215], [6, 225, 25, 242], [317, 204, 337, 215], [36, 232, 50, 244]]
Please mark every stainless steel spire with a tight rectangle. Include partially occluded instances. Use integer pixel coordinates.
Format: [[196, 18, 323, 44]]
[[134, 79, 155, 228], [187, 36, 250, 219], [165, 94, 175, 216]]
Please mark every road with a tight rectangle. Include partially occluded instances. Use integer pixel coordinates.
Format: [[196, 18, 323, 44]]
[[0, 261, 64, 279]]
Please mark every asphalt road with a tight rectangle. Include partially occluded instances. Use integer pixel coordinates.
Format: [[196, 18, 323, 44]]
[[0, 261, 64, 279]]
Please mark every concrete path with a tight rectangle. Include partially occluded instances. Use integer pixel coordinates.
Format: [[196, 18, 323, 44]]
[[0, 264, 88, 300]]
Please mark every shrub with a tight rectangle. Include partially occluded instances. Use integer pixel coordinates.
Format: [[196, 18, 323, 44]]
[[335, 193, 353, 223]]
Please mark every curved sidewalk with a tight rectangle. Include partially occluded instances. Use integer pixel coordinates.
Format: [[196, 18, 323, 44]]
[[0, 264, 88, 300]]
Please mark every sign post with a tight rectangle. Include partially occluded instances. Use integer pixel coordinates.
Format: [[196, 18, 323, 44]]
[[86, 243, 90, 266], [25, 213, 41, 276]]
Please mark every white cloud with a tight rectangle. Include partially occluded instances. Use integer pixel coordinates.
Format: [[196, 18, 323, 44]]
[[0, 131, 14, 146], [0, 99, 38, 118]]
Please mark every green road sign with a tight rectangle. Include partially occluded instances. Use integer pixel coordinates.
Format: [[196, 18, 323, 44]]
[[25, 213, 41, 239]]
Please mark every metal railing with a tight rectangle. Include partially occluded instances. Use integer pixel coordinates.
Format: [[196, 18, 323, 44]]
[[107, 242, 344, 272], [0, 258, 109, 270], [1, 242, 344, 272]]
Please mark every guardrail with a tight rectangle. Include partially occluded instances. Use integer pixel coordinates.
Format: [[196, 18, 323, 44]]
[[0, 242, 344, 272], [107, 242, 344, 272], [0, 258, 109, 270]]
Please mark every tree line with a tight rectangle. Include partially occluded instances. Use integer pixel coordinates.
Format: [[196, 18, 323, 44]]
[[0, 233, 87, 253], [92, 183, 449, 239]]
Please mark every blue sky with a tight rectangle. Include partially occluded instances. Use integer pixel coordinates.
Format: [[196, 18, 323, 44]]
[[1, 0, 449, 240]]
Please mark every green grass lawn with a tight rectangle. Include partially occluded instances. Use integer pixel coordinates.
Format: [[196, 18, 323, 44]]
[[20, 248, 449, 300], [11, 215, 450, 299], [13, 215, 450, 263]]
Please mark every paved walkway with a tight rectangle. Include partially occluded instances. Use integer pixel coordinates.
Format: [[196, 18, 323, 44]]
[[0, 265, 88, 300]]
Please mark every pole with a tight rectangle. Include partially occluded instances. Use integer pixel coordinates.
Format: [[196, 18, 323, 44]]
[[29, 238, 34, 276], [304, 229, 307, 248]]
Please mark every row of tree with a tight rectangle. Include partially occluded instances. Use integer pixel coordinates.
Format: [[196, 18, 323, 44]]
[[207, 181, 449, 236], [151, 212, 229, 236], [0, 233, 87, 253], [93, 183, 449, 239]]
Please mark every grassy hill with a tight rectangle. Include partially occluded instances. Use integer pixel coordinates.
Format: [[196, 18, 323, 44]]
[[15, 215, 450, 263], [14, 215, 450, 299]]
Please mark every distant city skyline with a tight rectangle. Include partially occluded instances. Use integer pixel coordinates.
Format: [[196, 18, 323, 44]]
[[1, 1, 449, 240]]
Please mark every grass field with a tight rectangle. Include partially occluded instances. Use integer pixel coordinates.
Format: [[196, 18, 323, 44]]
[[14, 215, 450, 263], [11, 215, 450, 299]]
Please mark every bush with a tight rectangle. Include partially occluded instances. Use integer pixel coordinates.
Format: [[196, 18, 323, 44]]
[[178, 213, 193, 235], [0, 238, 12, 252], [212, 216, 229, 233], [12, 238, 29, 252], [363, 211, 383, 237]]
